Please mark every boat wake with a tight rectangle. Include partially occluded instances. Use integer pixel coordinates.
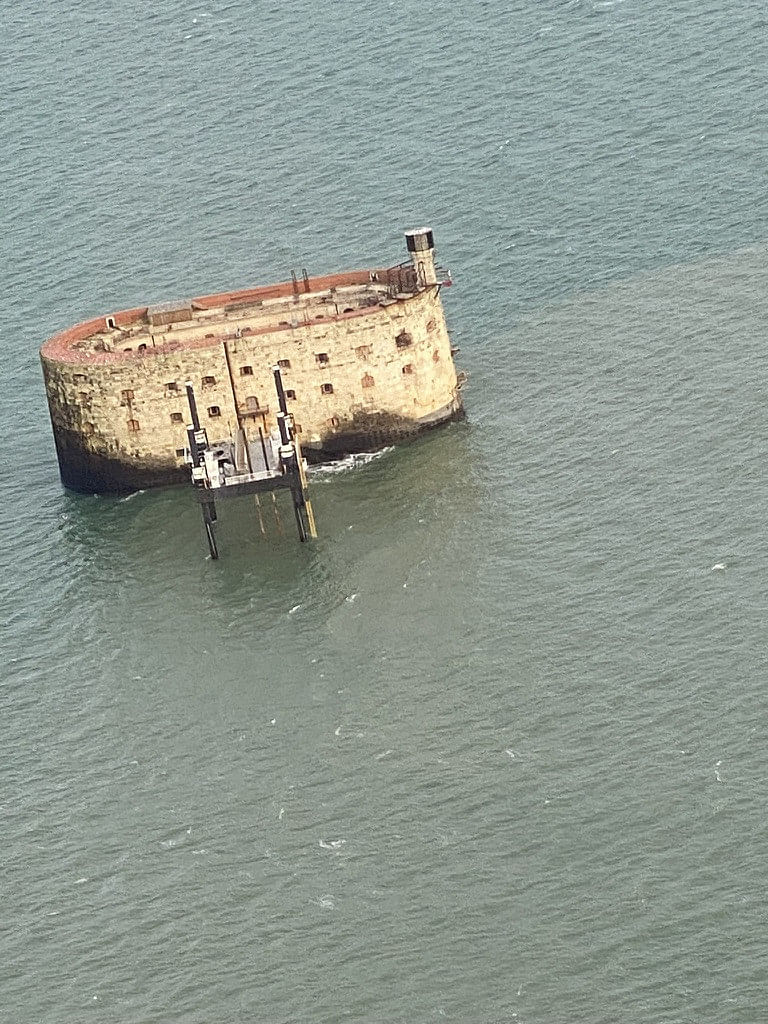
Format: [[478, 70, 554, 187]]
[[309, 448, 394, 478]]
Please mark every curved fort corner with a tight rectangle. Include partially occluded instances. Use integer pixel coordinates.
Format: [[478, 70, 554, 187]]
[[40, 229, 465, 494]]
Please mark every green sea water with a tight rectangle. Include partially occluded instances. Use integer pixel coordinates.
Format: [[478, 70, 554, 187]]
[[3, 1, 768, 1021]]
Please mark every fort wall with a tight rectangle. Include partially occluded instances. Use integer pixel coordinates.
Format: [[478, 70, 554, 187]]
[[41, 236, 464, 493]]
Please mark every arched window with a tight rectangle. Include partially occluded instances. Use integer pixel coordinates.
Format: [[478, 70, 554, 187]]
[[245, 396, 260, 412], [361, 374, 375, 389]]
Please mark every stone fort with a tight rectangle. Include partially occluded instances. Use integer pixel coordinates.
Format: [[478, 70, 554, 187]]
[[41, 228, 464, 493]]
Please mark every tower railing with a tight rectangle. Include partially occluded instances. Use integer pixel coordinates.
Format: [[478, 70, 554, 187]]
[[378, 262, 452, 296]]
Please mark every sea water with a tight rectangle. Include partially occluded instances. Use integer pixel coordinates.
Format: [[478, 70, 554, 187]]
[[2, 1, 768, 1020]]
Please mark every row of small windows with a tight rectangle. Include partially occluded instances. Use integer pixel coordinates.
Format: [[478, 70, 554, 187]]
[[121, 343, 427, 422], [166, 394, 289, 425], [126, 371, 417, 418], [159, 383, 337, 418], [124, 367, 293, 399], [100, 328, 429, 394], [130, 405, 223, 432], [240, 359, 291, 375], [82, 329, 425, 388], [121, 339, 426, 405], [130, 369, 423, 431]]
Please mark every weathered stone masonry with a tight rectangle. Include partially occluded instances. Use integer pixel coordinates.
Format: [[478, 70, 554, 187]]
[[40, 231, 464, 494]]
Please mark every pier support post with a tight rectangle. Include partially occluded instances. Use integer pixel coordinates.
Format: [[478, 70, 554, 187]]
[[272, 366, 318, 542], [186, 382, 219, 559], [201, 499, 219, 559]]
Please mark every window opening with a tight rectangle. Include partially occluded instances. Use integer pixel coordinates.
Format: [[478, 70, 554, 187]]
[[321, 383, 334, 395]]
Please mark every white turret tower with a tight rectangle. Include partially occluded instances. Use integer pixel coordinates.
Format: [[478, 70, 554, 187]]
[[404, 227, 438, 287]]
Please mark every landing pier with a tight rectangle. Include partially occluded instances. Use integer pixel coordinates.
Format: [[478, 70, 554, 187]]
[[185, 366, 316, 558]]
